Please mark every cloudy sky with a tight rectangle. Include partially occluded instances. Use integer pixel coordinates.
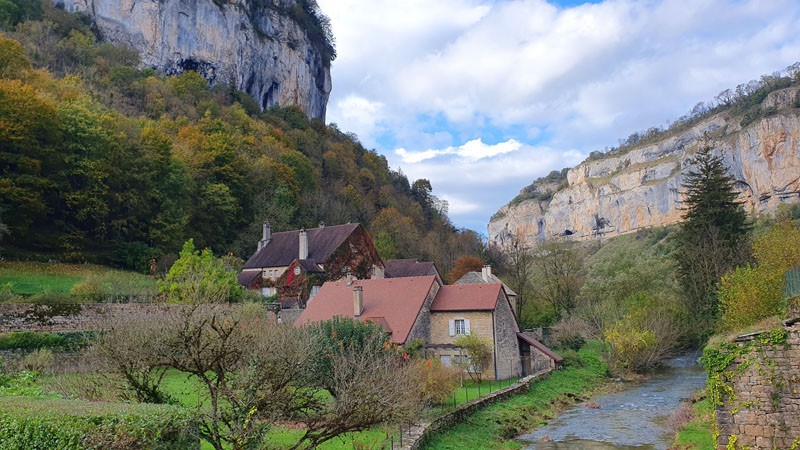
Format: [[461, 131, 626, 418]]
[[315, 0, 800, 233]]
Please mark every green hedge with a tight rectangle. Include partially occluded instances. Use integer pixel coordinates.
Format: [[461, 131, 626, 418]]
[[0, 397, 199, 449], [0, 331, 95, 351]]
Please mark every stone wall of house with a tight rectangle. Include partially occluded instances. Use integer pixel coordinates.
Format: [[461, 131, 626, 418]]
[[493, 291, 522, 379], [715, 321, 800, 449], [430, 311, 499, 379], [406, 282, 440, 344]]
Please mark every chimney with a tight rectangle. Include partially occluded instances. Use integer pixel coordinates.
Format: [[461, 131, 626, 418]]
[[482, 265, 492, 283], [299, 229, 308, 260], [353, 286, 364, 316], [346, 271, 354, 286], [258, 221, 272, 251]]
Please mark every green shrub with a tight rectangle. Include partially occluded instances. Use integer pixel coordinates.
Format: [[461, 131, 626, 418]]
[[0, 332, 65, 351], [0, 397, 198, 450]]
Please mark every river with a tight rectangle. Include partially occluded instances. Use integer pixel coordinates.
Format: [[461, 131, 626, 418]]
[[517, 353, 707, 450]]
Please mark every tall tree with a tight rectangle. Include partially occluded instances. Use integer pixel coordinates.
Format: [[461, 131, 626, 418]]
[[675, 144, 750, 339]]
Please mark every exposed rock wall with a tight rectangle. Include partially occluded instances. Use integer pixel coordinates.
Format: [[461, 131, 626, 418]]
[[489, 88, 800, 246], [57, 0, 331, 119], [715, 321, 800, 449]]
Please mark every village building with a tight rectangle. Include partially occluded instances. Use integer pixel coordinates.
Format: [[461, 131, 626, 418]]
[[455, 265, 519, 315], [384, 259, 443, 284], [238, 222, 384, 308], [296, 272, 560, 380], [295, 276, 440, 344]]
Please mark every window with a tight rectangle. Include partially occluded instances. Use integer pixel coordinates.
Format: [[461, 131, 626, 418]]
[[448, 318, 471, 336], [440, 355, 452, 367], [455, 319, 466, 335]]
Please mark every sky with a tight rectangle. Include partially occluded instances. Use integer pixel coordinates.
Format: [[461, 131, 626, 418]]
[[315, 0, 800, 234]]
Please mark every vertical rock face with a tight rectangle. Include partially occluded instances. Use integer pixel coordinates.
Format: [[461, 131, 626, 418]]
[[489, 88, 800, 246], [58, 0, 331, 119]]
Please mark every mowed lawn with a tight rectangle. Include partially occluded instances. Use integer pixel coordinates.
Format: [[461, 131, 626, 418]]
[[0, 261, 155, 297]]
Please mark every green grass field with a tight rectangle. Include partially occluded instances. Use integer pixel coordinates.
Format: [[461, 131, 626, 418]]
[[0, 261, 156, 300], [671, 396, 715, 450]]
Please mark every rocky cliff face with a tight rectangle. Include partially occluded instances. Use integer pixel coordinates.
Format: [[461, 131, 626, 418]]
[[489, 88, 800, 246], [58, 0, 331, 119]]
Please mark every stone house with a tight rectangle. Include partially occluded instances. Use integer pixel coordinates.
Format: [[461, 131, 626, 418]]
[[428, 283, 522, 380], [296, 274, 558, 380], [295, 276, 440, 344], [238, 222, 384, 308]]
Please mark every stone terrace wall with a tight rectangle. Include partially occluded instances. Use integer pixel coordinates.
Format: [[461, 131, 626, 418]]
[[0, 303, 276, 332], [0, 303, 160, 333], [716, 321, 800, 449]]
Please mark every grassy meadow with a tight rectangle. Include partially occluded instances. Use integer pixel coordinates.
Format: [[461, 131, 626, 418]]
[[0, 262, 157, 301]]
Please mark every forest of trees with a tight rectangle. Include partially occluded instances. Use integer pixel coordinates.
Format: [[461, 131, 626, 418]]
[[0, 1, 485, 273]]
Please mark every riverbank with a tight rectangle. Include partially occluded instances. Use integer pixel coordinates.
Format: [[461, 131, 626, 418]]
[[421, 342, 609, 450]]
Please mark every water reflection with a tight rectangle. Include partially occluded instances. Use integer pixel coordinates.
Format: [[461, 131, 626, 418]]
[[518, 353, 706, 450]]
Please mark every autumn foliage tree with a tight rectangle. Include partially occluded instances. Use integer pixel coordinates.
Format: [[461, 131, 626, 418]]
[[446, 256, 484, 284]]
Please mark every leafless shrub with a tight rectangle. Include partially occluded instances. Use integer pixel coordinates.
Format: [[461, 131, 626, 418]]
[[664, 401, 694, 434]]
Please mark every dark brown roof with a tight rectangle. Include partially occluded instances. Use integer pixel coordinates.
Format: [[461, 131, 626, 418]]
[[296, 259, 324, 273], [295, 276, 437, 344], [385, 259, 435, 278], [517, 333, 563, 362], [430, 284, 502, 311], [237, 270, 261, 287], [243, 223, 359, 269]]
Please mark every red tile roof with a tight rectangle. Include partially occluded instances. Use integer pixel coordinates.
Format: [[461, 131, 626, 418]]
[[295, 276, 437, 344], [430, 283, 502, 311], [243, 223, 359, 269]]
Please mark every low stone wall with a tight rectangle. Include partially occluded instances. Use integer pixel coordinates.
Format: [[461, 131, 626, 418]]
[[400, 369, 552, 450], [0, 303, 277, 333], [715, 320, 800, 449], [0, 303, 162, 333]]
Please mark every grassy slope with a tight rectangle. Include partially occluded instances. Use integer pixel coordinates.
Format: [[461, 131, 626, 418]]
[[671, 397, 715, 450], [0, 262, 155, 297], [422, 342, 609, 450]]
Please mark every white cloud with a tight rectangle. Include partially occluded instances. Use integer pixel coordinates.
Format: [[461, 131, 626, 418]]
[[396, 138, 522, 163], [316, 0, 800, 231]]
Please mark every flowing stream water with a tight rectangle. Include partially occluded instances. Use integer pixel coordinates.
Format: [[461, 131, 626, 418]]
[[517, 353, 707, 450]]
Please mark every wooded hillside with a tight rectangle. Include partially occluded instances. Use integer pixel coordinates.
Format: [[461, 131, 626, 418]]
[[0, 1, 484, 272]]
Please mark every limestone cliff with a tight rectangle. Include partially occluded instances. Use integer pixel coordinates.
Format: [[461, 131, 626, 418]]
[[489, 87, 800, 246], [58, 0, 331, 119]]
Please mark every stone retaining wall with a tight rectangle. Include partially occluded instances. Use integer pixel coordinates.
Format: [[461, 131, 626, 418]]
[[400, 369, 552, 450], [716, 321, 800, 449], [0, 303, 277, 333], [0, 303, 164, 333]]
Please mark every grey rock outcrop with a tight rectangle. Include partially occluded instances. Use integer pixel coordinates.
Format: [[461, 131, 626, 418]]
[[489, 87, 800, 246], [57, 0, 331, 119]]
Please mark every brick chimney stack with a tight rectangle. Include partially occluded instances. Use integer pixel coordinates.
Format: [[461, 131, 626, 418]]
[[299, 229, 308, 260], [353, 286, 364, 316]]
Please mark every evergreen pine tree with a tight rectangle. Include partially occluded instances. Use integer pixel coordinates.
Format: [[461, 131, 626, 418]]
[[675, 143, 750, 340]]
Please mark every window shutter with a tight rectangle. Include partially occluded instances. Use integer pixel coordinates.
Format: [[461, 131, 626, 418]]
[[449, 320, 455, 337], [464, 319, 471, 335]]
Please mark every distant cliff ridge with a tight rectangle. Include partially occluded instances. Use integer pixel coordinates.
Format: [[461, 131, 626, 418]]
[[57, 0, 331, 119], [489, 87, 800, 246]]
